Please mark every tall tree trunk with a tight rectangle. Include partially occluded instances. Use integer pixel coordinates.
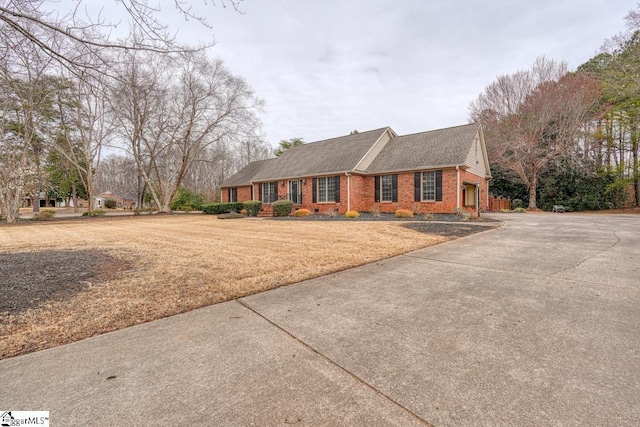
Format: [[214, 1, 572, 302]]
[[1, 187, 23, 223], [528, 173, 538, 210], [633, 136, 639, 207], [71, 183, 79, 213], [32, 182, 40, 213]]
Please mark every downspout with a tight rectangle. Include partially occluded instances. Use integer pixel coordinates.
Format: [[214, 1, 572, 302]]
[[345, 172, 351, 212], [476, 181, 480, 218], [456, 166, 461, 212]]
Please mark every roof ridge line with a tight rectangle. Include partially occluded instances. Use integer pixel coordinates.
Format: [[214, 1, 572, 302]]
[[395, 122, 477, 139]]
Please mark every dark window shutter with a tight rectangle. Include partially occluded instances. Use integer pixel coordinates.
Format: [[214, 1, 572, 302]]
[[312, 178, 317, 203], [435, 170, 443, 201], [414, 172, 421, 202], [227, 188, 231, 202], [392, 174, 398, 202], [299, 181, 303, 204], [274, 182, 279, 202], [334, 175, 341, 203], [258, 183, 262, 202], [374, 176, 380, 202]]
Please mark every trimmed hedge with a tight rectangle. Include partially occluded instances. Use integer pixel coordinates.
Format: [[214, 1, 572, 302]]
[[243, 200, 262, 217], [202, 202, 244, 215], [272, 200, 293, 217]]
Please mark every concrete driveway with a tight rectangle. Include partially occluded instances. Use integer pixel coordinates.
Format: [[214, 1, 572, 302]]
[[1, 213, 638, 426]]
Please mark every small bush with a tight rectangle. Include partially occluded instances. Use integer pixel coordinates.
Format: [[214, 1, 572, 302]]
[[514, 207, 526, 213], [133, 209, 141, 216], [33, 210, 55, 221], [294, 208, 311, 217], [273, 199, 294, 217], [411, 203, 423, 216], [395, 209, 413, 218], [511, 198, 523, 209], [90, 209, 106, 216], [325, 208, 338, 217], [104, 199, 117, 209], [82, 211, 89, 216], [423, 213, 434, 221], [345, 210, 360, 218], [171, 186, 204, 211], [370, 204, 381, 218], [202, 202, 244, 215], [243, 200, 262, 217]]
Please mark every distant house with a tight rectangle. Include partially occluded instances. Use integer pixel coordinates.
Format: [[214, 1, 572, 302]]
[[220, 123, 491, 216], [57, 198, 89, 208], [95, 191, 137, 209], [22, 192, 57, 208]]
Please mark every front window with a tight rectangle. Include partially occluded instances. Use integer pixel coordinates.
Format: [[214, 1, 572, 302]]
[[381, 175, 393, 202], [229, 187, 237, 203], [262, 182, 277, 204], [422, 171, 436, 201], [317, 177, 335, 203]]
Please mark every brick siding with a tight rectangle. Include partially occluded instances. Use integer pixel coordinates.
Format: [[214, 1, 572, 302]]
[[222, 168, 489, 216]]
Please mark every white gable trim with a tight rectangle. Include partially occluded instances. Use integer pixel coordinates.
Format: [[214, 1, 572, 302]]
[[353, 127, 397, 172]]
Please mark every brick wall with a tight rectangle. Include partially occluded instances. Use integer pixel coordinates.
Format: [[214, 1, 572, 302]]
[[220, 185, 252, 203], [221, 168, 489, 215]]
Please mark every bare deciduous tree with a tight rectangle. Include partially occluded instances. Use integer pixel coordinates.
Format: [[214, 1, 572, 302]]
[[470, 57, 603, 209], [0, 0, 242, 78], [110, 50, 264, 212], [53, 71, 109, 212], [0, 24, 58, 221]]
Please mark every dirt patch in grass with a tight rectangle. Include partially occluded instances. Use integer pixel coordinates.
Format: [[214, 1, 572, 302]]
[[0, 249, 130, 315], [402, 222, 494, 238], [0, 216, 450, 359]]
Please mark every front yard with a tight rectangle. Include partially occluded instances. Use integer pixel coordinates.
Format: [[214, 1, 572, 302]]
[[0, 215, 447, 359]]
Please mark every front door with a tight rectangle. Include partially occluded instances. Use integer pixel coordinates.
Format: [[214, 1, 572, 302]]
[[289, 180, 302, 204]]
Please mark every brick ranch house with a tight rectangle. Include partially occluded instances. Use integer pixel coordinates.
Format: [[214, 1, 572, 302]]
[[220, 123, 492, 216]]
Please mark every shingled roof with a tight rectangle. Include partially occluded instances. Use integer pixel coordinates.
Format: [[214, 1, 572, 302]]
[[221, 123, 483, 186], [220, 158, 278, 187], [365, 123, 480, 174], [251, 127, 391, 181]]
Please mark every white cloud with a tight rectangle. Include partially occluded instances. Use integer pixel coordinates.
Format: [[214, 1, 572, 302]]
[[54, 0, 639, 145]]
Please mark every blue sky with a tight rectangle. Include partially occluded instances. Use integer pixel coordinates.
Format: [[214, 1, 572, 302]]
[[56, 0, 638, 147]]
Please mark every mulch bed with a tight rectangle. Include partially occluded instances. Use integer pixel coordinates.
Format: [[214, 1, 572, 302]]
[[401, 222, 495, 238], [268, 212, 500, 222], [0, 249, 130, 315]]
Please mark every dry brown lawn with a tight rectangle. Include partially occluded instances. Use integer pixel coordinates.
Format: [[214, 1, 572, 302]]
[[0, 215, 446, 359]]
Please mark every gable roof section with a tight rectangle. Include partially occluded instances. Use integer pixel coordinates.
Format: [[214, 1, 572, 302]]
[[220, 123, 487, 187], [220, 158, 277, 187], [365, 123, 480, 174], [251, 127, 390, 181]]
